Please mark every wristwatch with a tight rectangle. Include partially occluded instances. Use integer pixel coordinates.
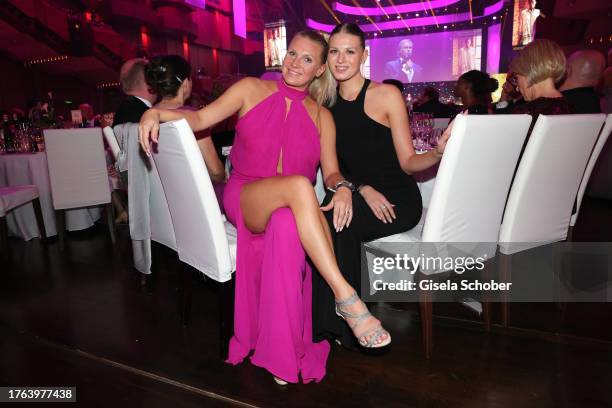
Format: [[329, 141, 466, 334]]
[[327, 180, 356, 193]]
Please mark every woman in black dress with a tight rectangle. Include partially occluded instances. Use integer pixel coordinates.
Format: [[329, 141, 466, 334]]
[[312, 24, 448, 348]]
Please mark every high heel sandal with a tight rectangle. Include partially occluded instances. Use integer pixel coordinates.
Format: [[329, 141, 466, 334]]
[[335, 292, 391, 348], [273, 376, 288, 386]]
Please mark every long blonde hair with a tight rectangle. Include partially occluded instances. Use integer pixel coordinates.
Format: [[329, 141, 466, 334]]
[[294, 30, 337, 107]]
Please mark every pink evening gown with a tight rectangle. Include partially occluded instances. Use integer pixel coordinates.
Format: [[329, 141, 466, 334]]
[[223, 80, 330, 383]]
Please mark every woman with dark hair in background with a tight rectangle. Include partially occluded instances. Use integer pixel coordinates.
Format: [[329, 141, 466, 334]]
[[145, 55, 226, 184], [139, 31, 394, 384], [453, 69, 499, 114], [312, 23, 449, 349]]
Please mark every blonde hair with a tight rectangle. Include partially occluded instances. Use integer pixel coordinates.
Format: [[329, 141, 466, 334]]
[[510, 39, 566, 86], [294, 30, 337, 106]]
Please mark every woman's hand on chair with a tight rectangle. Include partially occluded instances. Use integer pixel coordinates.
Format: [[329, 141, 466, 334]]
[[139, 109, 161, 156], [435, 127, 450, 157], [359, 185, 395, 224], [321, 188, 353, 232], [435, 113, 460, 158]]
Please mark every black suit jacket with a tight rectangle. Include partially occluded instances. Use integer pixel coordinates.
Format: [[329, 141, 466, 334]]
[[113, 96, 150, 128], [384, 59, 423, 83], [561, 87, 602, 114]]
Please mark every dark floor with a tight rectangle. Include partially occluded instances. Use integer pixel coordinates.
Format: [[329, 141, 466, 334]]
[[1, 198, 612, 407]]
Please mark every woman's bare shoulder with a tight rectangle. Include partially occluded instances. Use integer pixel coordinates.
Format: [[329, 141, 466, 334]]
[[368, 81, 402, 100]]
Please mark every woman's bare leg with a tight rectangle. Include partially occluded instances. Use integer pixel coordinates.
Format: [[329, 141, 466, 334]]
[[318, 209, 334, 256], [240, 175, 389, 346], [241, 175, 352, 300]]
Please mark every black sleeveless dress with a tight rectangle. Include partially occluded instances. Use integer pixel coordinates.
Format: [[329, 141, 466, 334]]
[[312, 79, 423, 347]]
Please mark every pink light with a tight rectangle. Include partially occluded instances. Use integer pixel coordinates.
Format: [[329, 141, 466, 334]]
[[233, 0, 246, 38], [486, 23, 501, 74], [140, 26, 149, 49], [183, 36, 190, 59], [333, 0, 461, 16], [308, 1, 503, 32]]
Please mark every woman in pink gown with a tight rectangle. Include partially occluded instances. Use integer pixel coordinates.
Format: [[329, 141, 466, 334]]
[[139, 31, 392, 384]]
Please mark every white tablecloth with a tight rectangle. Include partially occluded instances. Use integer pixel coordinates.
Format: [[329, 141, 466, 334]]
[[0, 152, 102, 240]]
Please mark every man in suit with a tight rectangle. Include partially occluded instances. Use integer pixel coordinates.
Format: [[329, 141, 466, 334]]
[[384, 39, 423, 83], [560, 49, 605, 114], [113, 58, 156, 128]]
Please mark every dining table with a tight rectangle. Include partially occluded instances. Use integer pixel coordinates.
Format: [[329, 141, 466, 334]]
[[0, 152, 102, 240]]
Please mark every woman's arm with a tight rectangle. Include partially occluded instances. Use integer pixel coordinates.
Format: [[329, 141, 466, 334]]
[[140, 77, 257, 154], [382, 85, 445, 173], [319, 108, 345, 188], [318, 107, 353, 231], [197, 137, 226, 182]]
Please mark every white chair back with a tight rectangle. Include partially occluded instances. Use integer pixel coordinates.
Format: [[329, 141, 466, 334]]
[[570, 114, 612, 226], [103, 126, 121, 161], [43, 128, 110, 210], [153, 119, 234, 282], [499, 114, 605, 254], [421, 114, 532, 243], [112, 123, 177, 273]]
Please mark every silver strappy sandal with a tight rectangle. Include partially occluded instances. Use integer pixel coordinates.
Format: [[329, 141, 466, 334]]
[[335, 293, 391, 348]]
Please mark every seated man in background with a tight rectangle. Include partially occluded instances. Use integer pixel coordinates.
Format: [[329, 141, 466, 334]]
[[113, 58, 157, 128], [413, 86, 456, 118], [560, 49, 606, 114], [111, 58, 157, 226], [79, 103, 99, 128]]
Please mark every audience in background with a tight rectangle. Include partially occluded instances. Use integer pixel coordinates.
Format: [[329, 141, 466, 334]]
[[510, 39, 574, 122], [560, 50, 606, 114], [100, 111, 115, 128], [413, 86, 456, 118], [114, 58, 157, 128], [493, 72, 525, 114], [453, 70, 498, 114], [79, 103, 99, 128]]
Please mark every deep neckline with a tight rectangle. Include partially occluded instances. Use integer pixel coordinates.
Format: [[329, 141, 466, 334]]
[[277, 79, 309, 101]]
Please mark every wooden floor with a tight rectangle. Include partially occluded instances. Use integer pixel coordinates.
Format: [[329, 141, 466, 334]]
[[1, 198, 612, 407]]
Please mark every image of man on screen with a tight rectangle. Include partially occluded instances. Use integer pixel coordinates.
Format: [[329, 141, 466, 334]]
[[459, 37, 478, 73], [267, 29, 281, 67], [384, 39, 423, 83], [519, 0, 541, 46]]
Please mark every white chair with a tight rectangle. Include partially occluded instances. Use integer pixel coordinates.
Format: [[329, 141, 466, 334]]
[[113, 123, 177, 276], [153, 119, 236, 347], [498, 114, 606, 326], [103, 126, 121, 161], [569, 114, 612, 235], [0, 185, 46, 256], [365, 114, 532, 358], [43, 128, 115, 248]]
